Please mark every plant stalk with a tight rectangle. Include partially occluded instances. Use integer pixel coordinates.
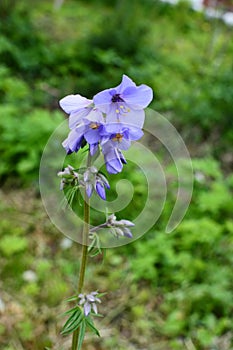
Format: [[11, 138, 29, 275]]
[[71, 152, 91, 350]]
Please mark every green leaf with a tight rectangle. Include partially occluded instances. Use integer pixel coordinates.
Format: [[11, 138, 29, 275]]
[[66, 187, 78, 206], [65, 295, 78, 302], [89, 248, 102, 257], [61, 309, 84, 335], [85, 317, 100, 337], [60, 186, 79, 210], [61, 306, 79, 317], [77, 320, 86, 350], [97, 292, 107, 298], [88, 232, 103, 257], [62, 309, 80, 332], [88, 237, 97, 252]]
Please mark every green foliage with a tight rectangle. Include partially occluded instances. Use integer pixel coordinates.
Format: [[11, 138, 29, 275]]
[[17, 321, 34, 341], [45, 277, 69, 307], [0, 235, 28, 256], [127, 158, 233, 348], [0, 105, 63, 184]]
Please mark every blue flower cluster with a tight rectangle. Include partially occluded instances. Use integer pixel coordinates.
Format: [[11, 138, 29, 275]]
[[60, 75, 153, 174]]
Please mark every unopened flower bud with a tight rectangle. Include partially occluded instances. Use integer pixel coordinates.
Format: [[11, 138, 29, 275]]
[[106, 214, 134, 238]]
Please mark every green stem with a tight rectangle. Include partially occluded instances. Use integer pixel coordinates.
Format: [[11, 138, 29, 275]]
[[71, 151, 91, 350]]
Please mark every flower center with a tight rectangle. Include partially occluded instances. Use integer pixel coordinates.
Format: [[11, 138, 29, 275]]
[[111, 94, 124, 103], [89, 122, 99, 129], [112, 133, 123, 142]]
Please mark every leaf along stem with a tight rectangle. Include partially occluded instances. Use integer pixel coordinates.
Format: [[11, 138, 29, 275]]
[[71, 151, 91, 350]]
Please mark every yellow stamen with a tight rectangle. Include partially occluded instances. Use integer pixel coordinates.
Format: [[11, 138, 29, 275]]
[[90, 122, 99, 129], [112, 133, 123, 142], [116, 109, 120, 114]]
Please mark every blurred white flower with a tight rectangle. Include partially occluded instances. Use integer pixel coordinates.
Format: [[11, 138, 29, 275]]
[[60, 237, 73, 250], [22, 270, 37, 282], [0, 297, 5, 313], [194, 171, 205, 183]]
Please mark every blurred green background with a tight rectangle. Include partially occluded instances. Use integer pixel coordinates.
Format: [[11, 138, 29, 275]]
[[0, 0, 233, 349]]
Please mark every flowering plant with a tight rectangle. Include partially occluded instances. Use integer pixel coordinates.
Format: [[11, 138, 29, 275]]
[[58, 75, 153, 349]]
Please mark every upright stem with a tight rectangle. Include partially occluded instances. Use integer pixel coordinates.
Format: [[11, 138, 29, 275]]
[[71, 152, 91, 350]]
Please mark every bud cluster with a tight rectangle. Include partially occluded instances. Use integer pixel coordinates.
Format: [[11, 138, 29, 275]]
[[106, 214, 134, 238], [78, 291, 101, 317], [82, 166, 110, 200], [90, 214, 135, 239], [58, 165, 110, 200]]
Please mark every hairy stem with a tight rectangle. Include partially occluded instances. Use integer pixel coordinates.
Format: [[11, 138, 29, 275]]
[[71, 152, 91, 350], [90, 223, 108, 232]]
